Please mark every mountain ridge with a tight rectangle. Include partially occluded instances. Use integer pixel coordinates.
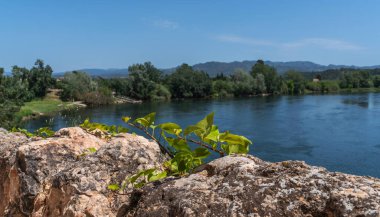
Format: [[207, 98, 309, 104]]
[[55, 60, 380, 78]]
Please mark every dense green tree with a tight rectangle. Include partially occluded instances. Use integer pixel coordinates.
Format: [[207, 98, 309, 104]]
[[150, 84, 171, 100], [373, 75, 380, 88], [250, 60, 278, 93], [29, 59, 54, 97], [167, 64, 212, 98], [126, 62, 164, 99], [0, 68, 3, 83], [128, 62, 163, 83], [108, 78, 132, 96], [339, 71, 371, 89], [59, 71, 113, 105], [231, 69, 255, 96], [128, 69, 156, 99], [60, 71, 95, 101], [253, 73, 267, 94], [284, 70, 306, 94], [212, 80, 234, 97]]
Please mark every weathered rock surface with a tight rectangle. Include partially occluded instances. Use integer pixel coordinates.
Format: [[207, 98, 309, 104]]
[[1, 127, 380, 217], [132, 156, 380, 217], [0, 127, 167, 216]]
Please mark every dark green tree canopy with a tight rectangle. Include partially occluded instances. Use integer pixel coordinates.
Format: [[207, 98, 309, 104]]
[[167, 64, 212, 98]]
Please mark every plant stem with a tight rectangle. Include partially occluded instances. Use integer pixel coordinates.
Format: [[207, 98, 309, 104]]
[[128, 123, 174, 158], [185, 137, 225, 157]]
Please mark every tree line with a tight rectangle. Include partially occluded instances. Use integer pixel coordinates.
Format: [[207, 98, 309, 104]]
[[2, 59, 380, 128], [0, 60, 54, 128]]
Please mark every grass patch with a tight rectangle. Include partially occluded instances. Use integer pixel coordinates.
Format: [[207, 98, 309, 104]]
[[18, 99, 71, 115], [16, 89, 82, 120]]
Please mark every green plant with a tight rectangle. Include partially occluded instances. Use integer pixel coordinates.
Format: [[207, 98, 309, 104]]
[[109, 112, 252, 190], [11, 127, 55, 138], [80, 118, 128, 138], [78, 147, 98, 158]]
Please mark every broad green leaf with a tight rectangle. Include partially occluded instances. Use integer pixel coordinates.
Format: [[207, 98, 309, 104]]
[[80, 118, 90, 128], [228, 144, 240, 154], [219, 132, 252, 154], [158, 122, 182, 135], [184, 112, 214, 138], [143, 168, 156, 176], [219, 132, 252, 146], [204, 125, 219, 142], [107, 184, 120, 191], [184, 125, 203, 136], [135, 118, 149, 127], [129, 171, 145, 184], [135, 112, 156, 128], [117, 126, 129, 133], [166, 137, 190, 152], [121, 116, 131, 123], [87, 147, 97, 153], [197, 112, 214, 131], [193, 147, 211, 159], [148, 171, 167, 182], [172, 139, 190, 152]]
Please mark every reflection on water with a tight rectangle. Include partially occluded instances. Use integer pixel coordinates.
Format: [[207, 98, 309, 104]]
[[25, 93, 380, 178], [342, 96, 369, 108]]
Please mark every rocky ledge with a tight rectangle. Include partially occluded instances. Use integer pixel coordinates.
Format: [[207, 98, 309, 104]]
[[0, 127, 379, 217]]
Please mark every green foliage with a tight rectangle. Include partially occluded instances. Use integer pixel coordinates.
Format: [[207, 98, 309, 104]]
[[373, 75, 380, 88], [109, 112, 253, 191], [250, 60, 278, 94], [149, 84, 171, 101], [0, 59, 56, 128], [59, 71, 113, 105], [134, 112, 156, 128], [107, 184, 120, 191], [284, 70, 306, 94], [128, 169, 168, 188], [212, 80, 233, 97], [126, 62, 164, 100], [78, 147, 98, 157], [87, 147, 97, 153], [166, 64, 212, 98], [80, 118, 129, 137], [231, 69, 255, 96], [34, 127, 55, 138], [11, 127, 55, 138], [339, 70, 372, 89]]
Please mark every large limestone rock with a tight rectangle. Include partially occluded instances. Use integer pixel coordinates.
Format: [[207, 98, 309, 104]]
[[1, 127, 380, 216], [0, 127, 167, 216], [130, 156, 380, 217]]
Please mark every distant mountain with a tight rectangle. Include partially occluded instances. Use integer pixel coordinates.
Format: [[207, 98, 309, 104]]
[[190, 60, 380, 75], [54, 60, 380, 78], [54, 68, 130, 78]]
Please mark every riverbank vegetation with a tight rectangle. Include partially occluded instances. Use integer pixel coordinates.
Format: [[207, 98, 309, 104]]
[[2, 59, 380, 129]]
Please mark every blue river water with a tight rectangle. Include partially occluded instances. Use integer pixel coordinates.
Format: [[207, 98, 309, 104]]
[[25, 93, 380, 178]]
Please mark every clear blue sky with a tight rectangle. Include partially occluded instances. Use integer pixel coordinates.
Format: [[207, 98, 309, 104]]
[[1, 0, 379, 72]]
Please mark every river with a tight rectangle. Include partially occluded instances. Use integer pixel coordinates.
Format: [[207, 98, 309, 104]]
[[25, 93, 380, 178]]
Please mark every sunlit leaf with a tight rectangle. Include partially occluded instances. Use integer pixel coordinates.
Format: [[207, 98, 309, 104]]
[[158, 122, 182, 135], [121, 116, 131, 123], [87, 147, 97, 153], [107, 184, 120, 191], [148, 171, 167, 182], [184, 112, 214, 137], [135, 112, 156, 128]]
